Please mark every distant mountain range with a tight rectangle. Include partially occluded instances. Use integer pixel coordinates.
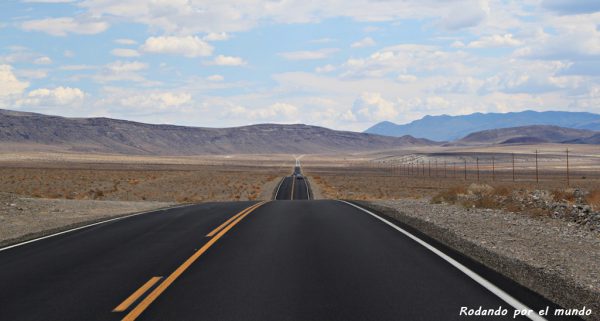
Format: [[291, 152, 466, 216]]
[[365, 110, 600, 141], [0, 109, 435, 155], [451, 125, 598, 146]]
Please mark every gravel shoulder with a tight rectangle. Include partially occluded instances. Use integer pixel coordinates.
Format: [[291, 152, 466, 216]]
[[361, 198, 600, 321], [0, 192, 175, 247]]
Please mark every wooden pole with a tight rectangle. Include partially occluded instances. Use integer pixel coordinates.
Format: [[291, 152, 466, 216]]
[[476, 157, 480, 182], [428, 160, 431, 177], [535, 150, 539, 183], [566, 148, 570, 187], [512, 153, 515, 182], [492, 156, 495, 182]]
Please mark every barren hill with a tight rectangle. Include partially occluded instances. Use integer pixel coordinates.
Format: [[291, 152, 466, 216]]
[[453, 125, 597, 145], [0, 109, 435, 155]]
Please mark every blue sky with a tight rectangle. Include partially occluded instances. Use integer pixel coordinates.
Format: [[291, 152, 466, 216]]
[[1, 0, 600, 131]]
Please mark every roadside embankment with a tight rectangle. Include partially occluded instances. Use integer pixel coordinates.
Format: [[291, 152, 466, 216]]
[[357, 198, 600, 321], [0, 192, 174, 248]]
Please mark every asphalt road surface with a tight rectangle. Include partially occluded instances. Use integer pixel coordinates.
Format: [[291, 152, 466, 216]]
[[274, 165, 310, 200], [0, 168, 574, 321]]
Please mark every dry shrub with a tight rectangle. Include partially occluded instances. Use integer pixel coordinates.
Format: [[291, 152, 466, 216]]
[[474, 195, 502, 209], [467, 183, 494, 195], [493, 186, 512, 197], [431, 186, 467, 204], [552, 189, 576, 203], [585, 190, 600, 210]]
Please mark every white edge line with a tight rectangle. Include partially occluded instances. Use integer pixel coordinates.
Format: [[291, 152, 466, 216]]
[[297, 159, 310, 200], [305, 179, 311, 200], [274, 176, 286, 200], [0, 203, 192, 253], [339, 200, 546, 321]]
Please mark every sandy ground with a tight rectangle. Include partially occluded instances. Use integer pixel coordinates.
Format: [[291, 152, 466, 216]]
[[0, 192, 174, 246], [0, 163, 288, 203], [0, 153, 292, 246]]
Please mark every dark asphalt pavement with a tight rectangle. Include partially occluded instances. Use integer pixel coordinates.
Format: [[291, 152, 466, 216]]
[[0, 166, 575, 321]]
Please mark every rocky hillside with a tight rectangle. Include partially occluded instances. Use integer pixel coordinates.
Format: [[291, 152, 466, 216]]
[[452, 125, 597, 145], [0, 109, 436, 155]]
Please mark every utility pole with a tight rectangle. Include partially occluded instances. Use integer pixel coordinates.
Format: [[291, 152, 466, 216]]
[[492, 156, 495, 182], [464, 159, 467, 180], [566, 148, 570, 187], [535, 150, 539, 184], [512, 153, 515, 182], [476, 157, 480, 182], [444, 161, 447, 178], [453, 162, 456, 178], [428, 160, 431, 177]]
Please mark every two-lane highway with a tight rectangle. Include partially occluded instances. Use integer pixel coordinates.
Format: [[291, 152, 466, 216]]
[[275, 165, 310, 200], [0, 164, 574, 321]]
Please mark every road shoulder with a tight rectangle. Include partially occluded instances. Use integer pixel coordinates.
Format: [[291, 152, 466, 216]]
[[0, 192, 176, 248], [356, 199, 600, 321]]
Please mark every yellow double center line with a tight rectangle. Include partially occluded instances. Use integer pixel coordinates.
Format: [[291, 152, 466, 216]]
[[119, 201, 267, 321], [290, 176, 295, 200]]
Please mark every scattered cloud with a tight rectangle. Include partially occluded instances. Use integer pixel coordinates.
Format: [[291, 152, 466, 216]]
[[226, 102, 299, 121], [206, 74, 224, 82], [351, 37, 376, 48], [466, 34, 522, 48], [33, 56, 52, 65], [15, 69, 49, 80], [140, 36, 213, 57], [351, 92, 399, 121], [21, 17, 109, 36], [0, 65, 29, 101], [316, 64, 336, 73], [209, 55, 246, 66], [115, 38, 137, 45], [110, 48, 140, 57], [203, 32, 229, 41], [92, 61, 149, 83], [17, 86, 85, 107], [118, 92, 192, 109], [279, 48, 338, 60]]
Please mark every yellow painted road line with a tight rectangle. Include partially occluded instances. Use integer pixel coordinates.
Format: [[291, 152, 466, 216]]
[[206, 202, 262, 237], [290, 176, 295, 200], [121, 201, 267, 321], [113, 276, 163, 312]]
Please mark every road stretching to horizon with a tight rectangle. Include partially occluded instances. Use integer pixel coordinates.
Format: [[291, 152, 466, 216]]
[[0, 162, 574, 321]]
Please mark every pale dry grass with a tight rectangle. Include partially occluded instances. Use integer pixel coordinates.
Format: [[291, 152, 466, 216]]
[[0, 158, 288, 203]]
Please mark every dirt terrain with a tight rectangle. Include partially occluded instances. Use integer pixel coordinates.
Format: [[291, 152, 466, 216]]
[[0, 153, 291, 245]]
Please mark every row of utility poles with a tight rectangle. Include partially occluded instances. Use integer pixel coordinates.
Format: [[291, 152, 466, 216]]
[[364, 149, 573, 186]]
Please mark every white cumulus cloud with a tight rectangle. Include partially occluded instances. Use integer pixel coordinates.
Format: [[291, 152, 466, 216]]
[[140, 36, 213, 57], [110, 48, 140, 57], [466, 34, 522, 48], [119, 92, 192, 109], [351, 92, 399, 121], [21, 17, 109, 36], [18, 86, 85, 107], [203, 32, 229, 41], [351, 37, 376, 48], [279, 48, 339, 60], [206, 74, 225, 82], [210, 55, 247, 66], [33, 56, 52, 65], [0, 65, 29, 101]]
